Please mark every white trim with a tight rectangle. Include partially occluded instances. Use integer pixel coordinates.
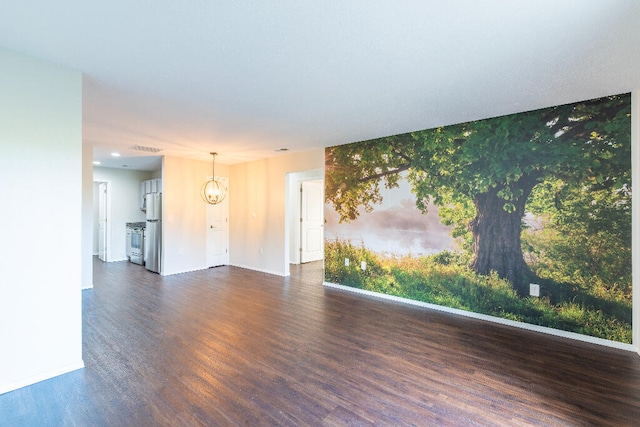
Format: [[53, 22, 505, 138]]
[[323, 281, 635, 353], [230, 263, 286, 277], [300, 179, 325, 264], [161, 264, 285, 277], [0, 361, 84, 395], [93, 179, 112, 263], [160, 266, 209, 276], [206, 176, 230, 268], [285, 169, 324, 269]]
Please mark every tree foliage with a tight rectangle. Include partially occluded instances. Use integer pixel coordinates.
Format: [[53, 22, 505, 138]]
[[325, 94, 631, 292], [523, 178, 632, 298]]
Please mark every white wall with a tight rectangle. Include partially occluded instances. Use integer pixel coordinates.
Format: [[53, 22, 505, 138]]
[[229, 149, 324, 276], [82, 143, 94, 289], [0, 47, 84, 393], [93, 167, 153, 262], [163, 150, 323, 277], [162, 156, 230, 275]]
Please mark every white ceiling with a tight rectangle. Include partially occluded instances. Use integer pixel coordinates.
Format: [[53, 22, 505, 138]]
[[1, 1, 640, 170]]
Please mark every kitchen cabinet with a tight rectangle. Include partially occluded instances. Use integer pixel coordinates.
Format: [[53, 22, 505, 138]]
[[140, 178, 162, 211]]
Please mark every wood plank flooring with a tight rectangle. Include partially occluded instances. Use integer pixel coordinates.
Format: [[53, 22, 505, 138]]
[[1, 257, 639, 426]]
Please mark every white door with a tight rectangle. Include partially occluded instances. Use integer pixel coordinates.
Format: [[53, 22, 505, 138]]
[[207, 177, 229, 267], [98, 182, 108, 262], [300, 179, 324, 263]]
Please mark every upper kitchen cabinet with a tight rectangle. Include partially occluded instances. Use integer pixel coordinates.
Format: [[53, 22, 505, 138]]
[[140, 178, 162, 211]]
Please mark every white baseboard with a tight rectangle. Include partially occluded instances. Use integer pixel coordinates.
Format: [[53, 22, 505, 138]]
[[0, 360, 84, 395], [161, 265, 208, 276], [230, 263, 286, 277], [324, 281, 635, 353], [161, 263, 286, 278]]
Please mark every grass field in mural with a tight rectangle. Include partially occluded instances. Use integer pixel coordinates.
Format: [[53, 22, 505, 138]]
[[325, 240, 631, 342], [324, 93, 632, 343]]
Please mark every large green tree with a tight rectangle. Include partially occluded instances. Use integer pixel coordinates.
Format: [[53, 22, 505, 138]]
[[325, 94, 631, 294]]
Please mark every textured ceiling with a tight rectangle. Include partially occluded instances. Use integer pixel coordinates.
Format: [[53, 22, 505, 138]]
[[1, 1, 639, 170]]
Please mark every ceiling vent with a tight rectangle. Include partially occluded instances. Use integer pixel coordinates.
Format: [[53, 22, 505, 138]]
[[129, 144, 162, 153]]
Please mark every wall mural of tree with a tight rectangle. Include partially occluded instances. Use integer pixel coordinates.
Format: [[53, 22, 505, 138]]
[[324, 93, 632, 343]]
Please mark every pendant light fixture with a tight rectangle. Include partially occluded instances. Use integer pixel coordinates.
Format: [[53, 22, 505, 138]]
[[201, 152, 227, 204]]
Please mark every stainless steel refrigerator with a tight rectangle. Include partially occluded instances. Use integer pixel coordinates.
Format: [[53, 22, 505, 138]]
[[145, 192, 162, 273]]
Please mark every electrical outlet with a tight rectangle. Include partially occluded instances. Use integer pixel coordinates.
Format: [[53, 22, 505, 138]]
[[259, 247, 263, 255], [344, 258, 350, 266], [361, 261, 367, 270], [529, 283, 540, 297]]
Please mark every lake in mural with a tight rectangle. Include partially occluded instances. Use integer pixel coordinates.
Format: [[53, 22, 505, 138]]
[[324, 93, 632, 343]]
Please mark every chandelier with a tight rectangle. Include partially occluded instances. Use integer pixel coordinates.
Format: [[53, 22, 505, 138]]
[[201, 152, 227, 204]]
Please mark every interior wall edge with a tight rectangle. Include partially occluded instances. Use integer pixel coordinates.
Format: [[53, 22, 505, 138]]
[[631, 89, 639, 356]]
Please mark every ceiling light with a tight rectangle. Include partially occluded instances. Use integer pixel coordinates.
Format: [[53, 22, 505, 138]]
[[201, 152, 227, 205], [111, 152, 120, 157], [93, 161, 101, 165]]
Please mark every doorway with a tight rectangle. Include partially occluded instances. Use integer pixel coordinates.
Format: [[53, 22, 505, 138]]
[[300, 179, 324, 263], [286, 169, 324, 270], [94, 181, 111, 262], [206, 177, 229, 267]]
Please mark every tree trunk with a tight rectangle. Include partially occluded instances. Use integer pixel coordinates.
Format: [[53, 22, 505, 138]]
[[469, 178, 537, 295]]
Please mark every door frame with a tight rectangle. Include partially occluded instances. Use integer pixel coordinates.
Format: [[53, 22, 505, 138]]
[[300, 179, 324, 263], [285, 169, 324, 270], [206, 176, 230, 267], [93, 180, 112, 262]]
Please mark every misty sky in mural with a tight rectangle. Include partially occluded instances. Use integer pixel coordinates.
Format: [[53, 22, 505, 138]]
[[324, 172, 455, 256]]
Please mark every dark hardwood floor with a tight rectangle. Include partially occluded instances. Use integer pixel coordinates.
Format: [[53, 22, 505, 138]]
[[2, 257, 639, 426]]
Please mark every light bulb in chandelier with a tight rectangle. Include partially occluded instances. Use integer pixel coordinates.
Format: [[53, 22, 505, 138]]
[[201, 152, 227, 204]]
